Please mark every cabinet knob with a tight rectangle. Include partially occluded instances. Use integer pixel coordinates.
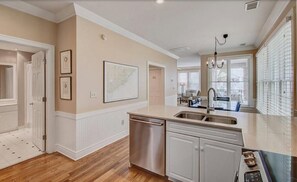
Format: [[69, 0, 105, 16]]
[[194, 146, 199, 150], [200, 147, 204, 152]]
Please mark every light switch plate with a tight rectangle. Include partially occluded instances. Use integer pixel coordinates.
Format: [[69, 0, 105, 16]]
[[90, 91, 97, 98]]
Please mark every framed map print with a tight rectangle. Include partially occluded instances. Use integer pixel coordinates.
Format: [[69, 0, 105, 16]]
[[60, 50, 72, 74], [60, 76, 72, 100], [103, 61, 139, 103]]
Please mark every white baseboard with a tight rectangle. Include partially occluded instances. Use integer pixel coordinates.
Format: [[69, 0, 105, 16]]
[[75, 130, 128, 160], [55, 101, 147, 160], [56, 130, 128, 160], [56, 144, 77, 160]]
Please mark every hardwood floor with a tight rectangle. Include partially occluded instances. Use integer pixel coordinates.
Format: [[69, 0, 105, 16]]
[[0, 137, 169, 182]]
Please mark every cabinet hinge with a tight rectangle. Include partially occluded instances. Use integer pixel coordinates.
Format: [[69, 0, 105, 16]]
[[43, 135, 47, 140], [42, 97, 47, 102]]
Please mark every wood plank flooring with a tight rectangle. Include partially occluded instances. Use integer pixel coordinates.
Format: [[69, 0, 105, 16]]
[[0, 137, 169, 182]]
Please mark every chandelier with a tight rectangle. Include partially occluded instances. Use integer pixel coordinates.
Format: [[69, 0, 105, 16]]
[[207, 34, 228, 69]]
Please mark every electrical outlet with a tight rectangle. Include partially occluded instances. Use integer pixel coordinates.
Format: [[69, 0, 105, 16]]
[[90, 91, 97, 98]]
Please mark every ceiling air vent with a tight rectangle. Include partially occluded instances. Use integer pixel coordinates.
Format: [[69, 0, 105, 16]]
[[245, 0, 260, 11]]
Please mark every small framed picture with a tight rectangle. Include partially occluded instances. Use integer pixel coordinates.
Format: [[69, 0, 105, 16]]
[[60, 50, 72, 74], [60, 76, 72, 100]]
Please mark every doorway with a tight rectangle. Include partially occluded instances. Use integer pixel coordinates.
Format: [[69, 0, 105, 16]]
[[0, 41, 48, 169], [148, 64, 165, 105]]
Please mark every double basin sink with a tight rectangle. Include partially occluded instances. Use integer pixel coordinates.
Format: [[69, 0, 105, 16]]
[[175, 111, 237, 125]]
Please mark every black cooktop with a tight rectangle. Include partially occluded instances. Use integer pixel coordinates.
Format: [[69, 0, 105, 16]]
[[261, 150, 297, 182]]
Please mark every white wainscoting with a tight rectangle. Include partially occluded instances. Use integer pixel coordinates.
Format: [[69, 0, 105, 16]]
[[0, 105, 18, 134], [165, 95, 177, 106], [55, 101, 148, 160]]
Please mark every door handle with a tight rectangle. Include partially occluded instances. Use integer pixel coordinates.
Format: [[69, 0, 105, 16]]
[[130, 119, 164, 126], [29, 103, 34, 106]]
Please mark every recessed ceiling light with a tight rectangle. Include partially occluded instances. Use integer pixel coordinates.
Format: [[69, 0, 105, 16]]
[[156, 0, 164, 4]]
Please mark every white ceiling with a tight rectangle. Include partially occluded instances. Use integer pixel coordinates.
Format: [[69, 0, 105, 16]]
[[23, 0, 277, 57]]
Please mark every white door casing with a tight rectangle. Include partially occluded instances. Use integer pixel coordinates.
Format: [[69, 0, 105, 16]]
[[32, 51, 45, 151]]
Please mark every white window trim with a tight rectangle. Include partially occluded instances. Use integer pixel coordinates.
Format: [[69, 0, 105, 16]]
[[208, 54, 254, 107], [178, 68, 201, 94]]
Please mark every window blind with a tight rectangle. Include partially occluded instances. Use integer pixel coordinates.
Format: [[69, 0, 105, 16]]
[[256, 19, 293, 116]]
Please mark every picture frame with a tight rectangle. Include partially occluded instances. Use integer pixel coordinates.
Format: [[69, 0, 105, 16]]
[[60, 50, 72, 74], [60, 76, 72, 100], [103, 61, 139, 103]]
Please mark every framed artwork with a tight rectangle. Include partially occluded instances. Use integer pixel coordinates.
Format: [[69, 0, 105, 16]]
[[103, 61, 139, 103], [60, 50, 72, 74], [60, 76, 72, 100]]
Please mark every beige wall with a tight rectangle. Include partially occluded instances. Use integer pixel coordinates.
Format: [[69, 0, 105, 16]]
[[56, 16, 77, 113], [0, 5, 57, 46], [76, 16, 177, 113], [200, 49, 257, 99]]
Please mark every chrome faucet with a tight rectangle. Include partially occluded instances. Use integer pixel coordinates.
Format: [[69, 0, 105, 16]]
[[207, 88, 217, 114]]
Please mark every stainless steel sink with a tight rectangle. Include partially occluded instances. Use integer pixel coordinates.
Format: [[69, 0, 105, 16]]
[[202, 115, 237, 125], [175, 111, 206, 120], [174, 111, 237, 125]]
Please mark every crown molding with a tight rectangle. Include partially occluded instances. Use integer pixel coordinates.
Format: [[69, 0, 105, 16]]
[[56, 4, 76, 23], [199, 45, 256, 56], [255, 0, 290, 48], [72, 3, 179, 59], [0, 1, 56, 22], [0, 2, 179, 60]]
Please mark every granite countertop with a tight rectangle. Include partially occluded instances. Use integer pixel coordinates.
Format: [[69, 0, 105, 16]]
[[128, 105, 297, 157]]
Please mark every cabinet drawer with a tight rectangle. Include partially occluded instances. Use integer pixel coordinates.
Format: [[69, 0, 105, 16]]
[[167, 121, 243, 146]]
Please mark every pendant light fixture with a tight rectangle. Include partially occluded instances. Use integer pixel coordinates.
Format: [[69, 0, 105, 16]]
[[207, 34, 228, 69]]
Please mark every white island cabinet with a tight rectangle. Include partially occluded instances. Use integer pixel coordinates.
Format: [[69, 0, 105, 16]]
[[166, 121, 243, 182], [200, 138, 241, 182], [166, 132, 199, 182]]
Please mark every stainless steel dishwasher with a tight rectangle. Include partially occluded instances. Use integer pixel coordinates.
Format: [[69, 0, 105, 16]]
[[129, 115, 165, 176]]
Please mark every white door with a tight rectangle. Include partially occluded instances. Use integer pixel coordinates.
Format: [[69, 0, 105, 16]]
[[25, 63, 33, 127], [32, 51, 45, 151], [149, 68, 164, 105], [166, 132, 199, 182], [200, 138, 241, 182]]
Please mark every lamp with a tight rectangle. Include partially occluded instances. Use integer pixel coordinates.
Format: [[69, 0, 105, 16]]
[[207, 34, 228, 69]]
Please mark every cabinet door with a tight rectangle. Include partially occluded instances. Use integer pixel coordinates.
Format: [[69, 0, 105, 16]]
[[200, 138, 241, 182], [166, 132, 199, 182]]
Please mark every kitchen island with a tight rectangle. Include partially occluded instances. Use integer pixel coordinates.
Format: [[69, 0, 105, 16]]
[[128, 105, 297, 182], [128, 105, 297, 157]]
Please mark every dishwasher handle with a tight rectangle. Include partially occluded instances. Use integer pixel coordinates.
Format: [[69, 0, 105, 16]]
[[130, 118, 164, 126]]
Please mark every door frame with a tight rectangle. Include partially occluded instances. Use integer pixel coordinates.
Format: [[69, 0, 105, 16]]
[[147, 61, 166, 105], [0, 34, 55, 153]]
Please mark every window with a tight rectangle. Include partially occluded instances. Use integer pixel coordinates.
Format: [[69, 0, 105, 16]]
[[178, 69, 201, 94], [208, 56, 253, 106], [256, 18, 293, 116]]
